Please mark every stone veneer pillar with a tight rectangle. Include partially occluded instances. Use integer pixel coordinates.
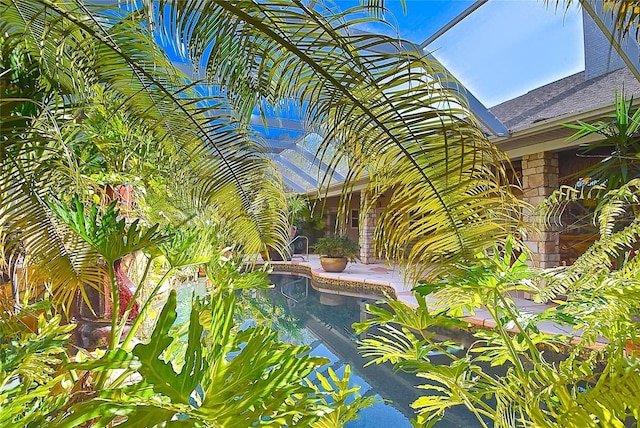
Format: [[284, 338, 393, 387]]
[[521, 151, 560, 268], [359, 195, 377, 264]]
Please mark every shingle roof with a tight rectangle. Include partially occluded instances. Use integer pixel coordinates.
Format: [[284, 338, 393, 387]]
[[489, 67, 640, 133]]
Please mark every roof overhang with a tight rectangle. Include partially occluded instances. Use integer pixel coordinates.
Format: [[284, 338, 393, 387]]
[[491, 99, 640, 159]]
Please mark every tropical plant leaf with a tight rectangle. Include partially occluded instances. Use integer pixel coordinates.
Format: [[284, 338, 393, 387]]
[[66, 349, 141, 372], [197, 295, 326, 427], [0, 309, 74, 428], [132, 289, 204, 404], [307, 366, 377, 428], [49, 196, 168, 265], [160, 225, 215, 269]]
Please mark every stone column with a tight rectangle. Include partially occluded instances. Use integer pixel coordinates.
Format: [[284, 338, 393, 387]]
[[359, 194, 377, 264], [521, 151, 560, 268]]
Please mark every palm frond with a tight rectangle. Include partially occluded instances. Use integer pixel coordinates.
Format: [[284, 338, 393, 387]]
[[1, 0, 292, 309], [538, 179, 640, 301], [0, 105, 105, 312], [151, 0, 525, 279], [601, 0, 640, 42]]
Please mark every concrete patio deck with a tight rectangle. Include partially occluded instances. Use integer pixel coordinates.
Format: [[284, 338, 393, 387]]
[[259, 254, 606, 348]]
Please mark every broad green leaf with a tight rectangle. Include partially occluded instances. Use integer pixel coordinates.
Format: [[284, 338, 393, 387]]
[[132, 289, 204, 404]]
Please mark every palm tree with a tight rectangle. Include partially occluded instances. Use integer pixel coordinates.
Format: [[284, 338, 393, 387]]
[[1, 0, 289, 310], [0, 1, 524, 425], [150, 0, 526, 277], [1, 0, 523, 293]]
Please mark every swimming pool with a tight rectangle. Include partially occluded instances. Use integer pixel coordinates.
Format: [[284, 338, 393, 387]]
[[176, 273, 481, 427]]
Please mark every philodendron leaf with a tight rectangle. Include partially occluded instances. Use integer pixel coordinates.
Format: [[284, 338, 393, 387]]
[[132, 289, 205, 404], [413, 281, 448, 297], [307, 366, 377, 428], [66, 348, 141, 372], [99, 405, 197, 428], [54, 401, 189, 428], [195, 290, 337, 427], [49, 195, 168, 264]]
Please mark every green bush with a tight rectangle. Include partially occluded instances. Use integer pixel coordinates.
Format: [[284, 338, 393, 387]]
[[313, 234, 360, 262]]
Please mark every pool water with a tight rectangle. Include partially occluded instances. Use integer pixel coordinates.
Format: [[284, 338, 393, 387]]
[[176, 274, 481, 427]]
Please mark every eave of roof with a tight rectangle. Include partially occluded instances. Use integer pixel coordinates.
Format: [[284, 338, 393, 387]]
[[489, 67, 640, 159]]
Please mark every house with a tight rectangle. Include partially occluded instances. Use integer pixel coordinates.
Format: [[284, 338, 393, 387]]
[[311, 9, 640, 268], [491, 11, 640, 267]]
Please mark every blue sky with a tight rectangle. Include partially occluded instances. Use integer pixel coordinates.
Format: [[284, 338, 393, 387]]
[[165, 1, 584, 109], [337, 0, 585, 107], [424, 1, 584, 107]]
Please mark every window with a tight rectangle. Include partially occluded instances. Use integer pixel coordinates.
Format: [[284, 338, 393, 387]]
[[351, 209, 359, 228]]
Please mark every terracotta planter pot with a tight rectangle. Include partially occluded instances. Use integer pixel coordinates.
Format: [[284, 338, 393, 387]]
[[319, 256, 348, 273]]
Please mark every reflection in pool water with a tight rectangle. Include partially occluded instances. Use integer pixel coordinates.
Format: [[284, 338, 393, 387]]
[[177, 273, 481, 427]]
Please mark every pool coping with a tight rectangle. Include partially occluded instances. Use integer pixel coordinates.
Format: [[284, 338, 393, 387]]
[[257, 256, 608, 350], [262, 260, 398, 299]]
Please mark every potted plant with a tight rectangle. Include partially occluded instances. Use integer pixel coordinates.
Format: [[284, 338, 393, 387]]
[[313, 234, 359, 272]]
